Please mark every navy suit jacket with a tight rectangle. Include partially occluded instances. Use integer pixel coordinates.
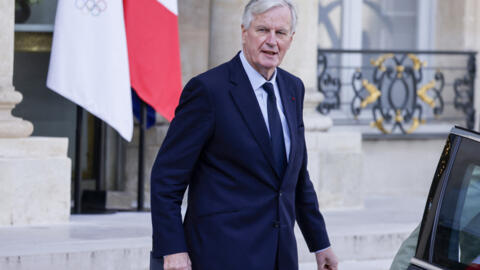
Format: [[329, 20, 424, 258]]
[[150, 53, 330, 270]]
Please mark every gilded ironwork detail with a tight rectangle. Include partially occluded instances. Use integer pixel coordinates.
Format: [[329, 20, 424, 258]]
[[396, 65, 404, 78], [353, 53, 445, 134], [370, 53, 394, 72], [406, 117, 421, 134], [370, 118, 390, 134], [395, 110, 404, 123], [360, 80, 381, 108], [417, 80, 437, 108], [407, 54, 427, 70], [317, 49, 475, 134]]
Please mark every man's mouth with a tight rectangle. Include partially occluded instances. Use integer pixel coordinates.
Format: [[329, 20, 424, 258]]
[[262, 50, 278, 56]]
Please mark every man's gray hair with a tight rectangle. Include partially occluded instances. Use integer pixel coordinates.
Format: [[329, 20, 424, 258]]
[[242, 0, 297, 33]]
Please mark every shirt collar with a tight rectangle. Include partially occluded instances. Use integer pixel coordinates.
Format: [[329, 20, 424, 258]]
[[240, 51, 277, 91]]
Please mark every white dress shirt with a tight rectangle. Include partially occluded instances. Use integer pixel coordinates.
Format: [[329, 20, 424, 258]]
[[239, 51, 291, 161]]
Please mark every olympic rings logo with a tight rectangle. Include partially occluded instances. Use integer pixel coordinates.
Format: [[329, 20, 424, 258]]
[[75, 0, 107, 16]]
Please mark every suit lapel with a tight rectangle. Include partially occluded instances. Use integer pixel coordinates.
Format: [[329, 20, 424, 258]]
[[227, 55, 281, 185], [276, 70, 298, 182]]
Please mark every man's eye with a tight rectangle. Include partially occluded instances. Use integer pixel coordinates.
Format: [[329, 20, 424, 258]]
[[257, 28, 268, 33]]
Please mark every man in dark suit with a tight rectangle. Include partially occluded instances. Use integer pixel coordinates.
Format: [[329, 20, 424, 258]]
[[150, 1, 338, 269]]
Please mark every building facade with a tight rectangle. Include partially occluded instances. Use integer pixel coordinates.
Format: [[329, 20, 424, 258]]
[[3, 0, 480, 213]]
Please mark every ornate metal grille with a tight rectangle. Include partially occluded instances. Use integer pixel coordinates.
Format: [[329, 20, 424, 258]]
[[317, 49, 477, 134]]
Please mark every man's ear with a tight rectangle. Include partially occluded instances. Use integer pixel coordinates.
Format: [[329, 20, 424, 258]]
[[241, 25, 247, 44], [284, 31, 295, 50]]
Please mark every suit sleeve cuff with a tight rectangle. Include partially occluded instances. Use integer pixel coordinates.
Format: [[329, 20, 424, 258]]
[[313, 246, 331, 253]]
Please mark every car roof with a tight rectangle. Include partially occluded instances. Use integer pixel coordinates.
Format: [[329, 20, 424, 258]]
[[451, 126, 480, 143]]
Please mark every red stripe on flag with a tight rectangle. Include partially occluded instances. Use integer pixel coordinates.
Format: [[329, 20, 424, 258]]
[[124, 0, 182, 121]]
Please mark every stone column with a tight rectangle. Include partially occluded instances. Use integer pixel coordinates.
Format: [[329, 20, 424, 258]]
[[179, 0, 212, 83], [208, 0, 248, 68], [0, 2, 71, 225], [0, 0, 33, 137]]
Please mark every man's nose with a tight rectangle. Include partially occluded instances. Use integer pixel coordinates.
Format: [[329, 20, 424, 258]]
[[265, 31, 277, 46]]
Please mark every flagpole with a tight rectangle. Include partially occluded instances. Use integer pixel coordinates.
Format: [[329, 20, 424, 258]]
[[93, 118, 106, 191], [137, 100, 147, 211], [74, 105, 84, 214]]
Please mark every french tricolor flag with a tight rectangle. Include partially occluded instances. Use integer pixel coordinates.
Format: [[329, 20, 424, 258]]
[[47, 0, 182, 141], [124, 0, 182, 122]]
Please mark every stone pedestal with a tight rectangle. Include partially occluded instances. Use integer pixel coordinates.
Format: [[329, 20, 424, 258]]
[[0, 138, 71, 226], [362, 138, 444, 197], [0, 1, 71, 226], [305, 131, 363, 209], [303, 90, 333, 131]]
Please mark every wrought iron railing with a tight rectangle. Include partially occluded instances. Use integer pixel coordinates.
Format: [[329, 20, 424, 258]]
[[317, 49, 477, 134]]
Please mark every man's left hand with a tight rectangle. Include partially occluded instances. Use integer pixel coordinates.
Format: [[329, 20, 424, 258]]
[[315, 247, 338, 270]]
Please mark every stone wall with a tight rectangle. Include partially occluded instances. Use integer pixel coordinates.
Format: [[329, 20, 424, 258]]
[[0, 138, 71, 225], [362, 138, 446, 197]]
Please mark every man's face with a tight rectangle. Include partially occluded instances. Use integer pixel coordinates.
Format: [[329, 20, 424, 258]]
[[242, 5, 294, 80]]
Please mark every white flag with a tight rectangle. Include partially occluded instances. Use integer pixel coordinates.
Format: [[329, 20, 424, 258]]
[[47, 0, 133, 141]]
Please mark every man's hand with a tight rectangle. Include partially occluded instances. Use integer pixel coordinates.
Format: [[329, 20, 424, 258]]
[[316, 248, 338, 270], [164, 252, 192, 270]]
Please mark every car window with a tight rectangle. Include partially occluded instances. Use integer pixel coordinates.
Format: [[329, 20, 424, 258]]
[[432, 137, 480, 269], [459, 165, 480, 263]]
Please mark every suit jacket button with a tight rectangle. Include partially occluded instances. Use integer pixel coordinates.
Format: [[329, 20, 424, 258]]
[[278, 192, 283, 197], [273, 221, 280, 228]]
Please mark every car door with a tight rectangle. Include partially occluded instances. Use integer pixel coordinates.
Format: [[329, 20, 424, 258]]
[[409, 127, 480, 270]]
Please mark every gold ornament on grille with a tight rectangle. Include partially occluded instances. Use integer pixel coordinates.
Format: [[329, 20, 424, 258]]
[[396, 65, 405, 78], [407, 54, 427, 70], [360, 80, 381, 108], [417, 80, 436, 108], [370, 118, 390, 134], [370, 54, 394, 72]]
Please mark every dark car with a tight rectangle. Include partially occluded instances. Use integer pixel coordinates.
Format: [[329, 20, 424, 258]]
[[392, 126, 480, 270]]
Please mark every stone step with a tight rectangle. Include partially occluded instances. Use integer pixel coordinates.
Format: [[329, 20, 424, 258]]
[[0, 196, 424, 269], [300, 259, 393, 270], [296, 221, 417, 263], [297, 195, 423, 263]]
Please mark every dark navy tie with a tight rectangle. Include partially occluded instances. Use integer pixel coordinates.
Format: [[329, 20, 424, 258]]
[[262, 82, 287, 177]]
